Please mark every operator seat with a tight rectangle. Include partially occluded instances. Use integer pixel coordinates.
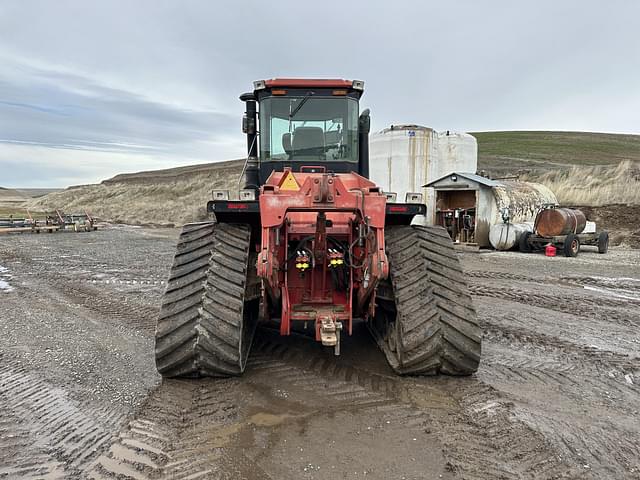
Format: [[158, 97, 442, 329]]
[[292, 127, 325, 158], [282, 132, 293, 158]]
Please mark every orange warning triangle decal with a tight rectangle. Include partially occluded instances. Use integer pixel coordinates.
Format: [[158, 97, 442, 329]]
[[280, 171, 300, 191]]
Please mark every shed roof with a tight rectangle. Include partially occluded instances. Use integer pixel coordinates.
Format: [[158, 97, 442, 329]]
[[424, 172, 503, 188]]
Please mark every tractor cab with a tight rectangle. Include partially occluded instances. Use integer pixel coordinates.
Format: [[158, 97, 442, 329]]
[[240, 79, 370, 188]]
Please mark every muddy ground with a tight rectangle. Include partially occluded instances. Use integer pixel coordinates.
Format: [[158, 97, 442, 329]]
[[0, 227, 638, 479]]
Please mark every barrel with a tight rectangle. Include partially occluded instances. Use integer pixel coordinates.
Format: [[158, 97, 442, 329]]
[[489, 222, 533, 250], [535, 208, 586, 237]]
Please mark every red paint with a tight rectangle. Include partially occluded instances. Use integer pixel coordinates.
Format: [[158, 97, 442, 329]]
[[264, 78, 353, 89], [226, 203, 249, 210], [256, 169, 389, 340], [388, 205, 409, 212]]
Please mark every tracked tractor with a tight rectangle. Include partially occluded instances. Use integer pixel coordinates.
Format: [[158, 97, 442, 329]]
[[155, 79, 481, 377]]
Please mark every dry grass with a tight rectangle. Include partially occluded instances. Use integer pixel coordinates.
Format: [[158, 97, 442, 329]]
[[523, 160, 640, 206], [28, 166, 241, 226]]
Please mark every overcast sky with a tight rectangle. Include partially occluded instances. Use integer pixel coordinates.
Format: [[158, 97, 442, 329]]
[[1, 1, 639, 188]]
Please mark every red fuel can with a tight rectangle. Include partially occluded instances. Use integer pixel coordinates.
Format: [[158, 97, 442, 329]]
[[545, 243, 557, 257]]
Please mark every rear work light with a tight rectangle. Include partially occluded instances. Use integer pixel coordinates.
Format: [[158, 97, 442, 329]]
[[212, 190, 229, 201], [239, 189, 256, 201], [384, 192, 397, 202], [405, 192, 423, 204]]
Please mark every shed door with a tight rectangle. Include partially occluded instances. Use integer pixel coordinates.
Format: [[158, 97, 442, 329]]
[[435, 189, 477, 243]]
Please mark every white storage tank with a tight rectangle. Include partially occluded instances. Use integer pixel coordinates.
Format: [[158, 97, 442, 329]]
[[369, 125, 477, 206], [489, 222, 534, 250]]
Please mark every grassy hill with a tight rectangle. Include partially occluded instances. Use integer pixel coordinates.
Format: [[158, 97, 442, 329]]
[[472, 131, 640, 207], [473, 131, 640, 175]]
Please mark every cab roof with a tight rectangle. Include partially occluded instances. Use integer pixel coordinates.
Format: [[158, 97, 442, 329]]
[[254, 78, 364, 91]]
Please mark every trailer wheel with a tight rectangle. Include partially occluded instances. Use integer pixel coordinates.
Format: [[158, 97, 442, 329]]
[[563, 233, 580, 257], [598, 231, 609, 254], [155, 222, 260, 378], [371, 225, 481, 376], [519, 231, 533, 253]]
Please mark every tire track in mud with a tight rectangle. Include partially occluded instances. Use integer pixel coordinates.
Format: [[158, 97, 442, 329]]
[[483, 322, 639, 377], [86, 378, 275, 480], [468, 283, 640, 310], [59, 282, 160, 333], [85, 331, 575, 480], [468, 279, 640, 478], [0, 410, 66, 479], [468, 283, 640, 328], [0, 354, 129, 478], [466, 269, 640, 291], [479, 357, 640, 478], [255, 336, 579, 479]]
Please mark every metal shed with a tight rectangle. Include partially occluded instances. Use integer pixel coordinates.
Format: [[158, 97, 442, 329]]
[[425, 172, 557, 248]]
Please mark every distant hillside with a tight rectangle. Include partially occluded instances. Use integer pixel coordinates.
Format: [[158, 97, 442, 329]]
[[15, 188, 63, 198], [103, 159, 243, 185], [472, 131, 640, 176], [27, 131, 640, 227], [0, 187, 30, 216], [0, 187, 29, 199], [29, 160, 244, 226]]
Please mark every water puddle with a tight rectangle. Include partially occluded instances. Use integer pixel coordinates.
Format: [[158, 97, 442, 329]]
[[583, 285, 640, 302], [248, 412, 298, 427], [0, 264, 13, 293]]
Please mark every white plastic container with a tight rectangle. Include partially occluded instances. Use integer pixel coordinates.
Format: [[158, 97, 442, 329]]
[[489, 222, 534, 250], [369, 125, 477, 204], [583, 221, 597, 234]]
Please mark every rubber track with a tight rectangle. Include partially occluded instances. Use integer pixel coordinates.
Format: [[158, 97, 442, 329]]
[[155, 222, 256, 377], [376, 225, 481, 375]]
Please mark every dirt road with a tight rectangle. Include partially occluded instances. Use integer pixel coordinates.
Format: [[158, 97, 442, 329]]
[[1, 227, 638, 479]]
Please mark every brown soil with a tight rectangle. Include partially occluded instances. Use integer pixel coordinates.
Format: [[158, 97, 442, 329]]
[[576, 204, 640, 247]]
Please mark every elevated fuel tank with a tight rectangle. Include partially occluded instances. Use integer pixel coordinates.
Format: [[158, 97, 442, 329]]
[[369, 125, 477, 202], [535, 208, 587, 237]]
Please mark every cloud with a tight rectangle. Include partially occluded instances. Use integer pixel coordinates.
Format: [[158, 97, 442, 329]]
[[0, 0, 639, 187]]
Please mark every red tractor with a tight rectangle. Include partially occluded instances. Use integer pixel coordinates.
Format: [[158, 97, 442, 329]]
[[155, 79, 481, 377]]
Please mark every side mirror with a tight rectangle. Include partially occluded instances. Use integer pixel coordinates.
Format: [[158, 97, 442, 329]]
[[359, 108, 371, 134], [242, 114, 256, 134]]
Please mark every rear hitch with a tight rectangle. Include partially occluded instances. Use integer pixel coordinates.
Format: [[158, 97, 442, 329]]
[[319, 316, 343, 356]]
